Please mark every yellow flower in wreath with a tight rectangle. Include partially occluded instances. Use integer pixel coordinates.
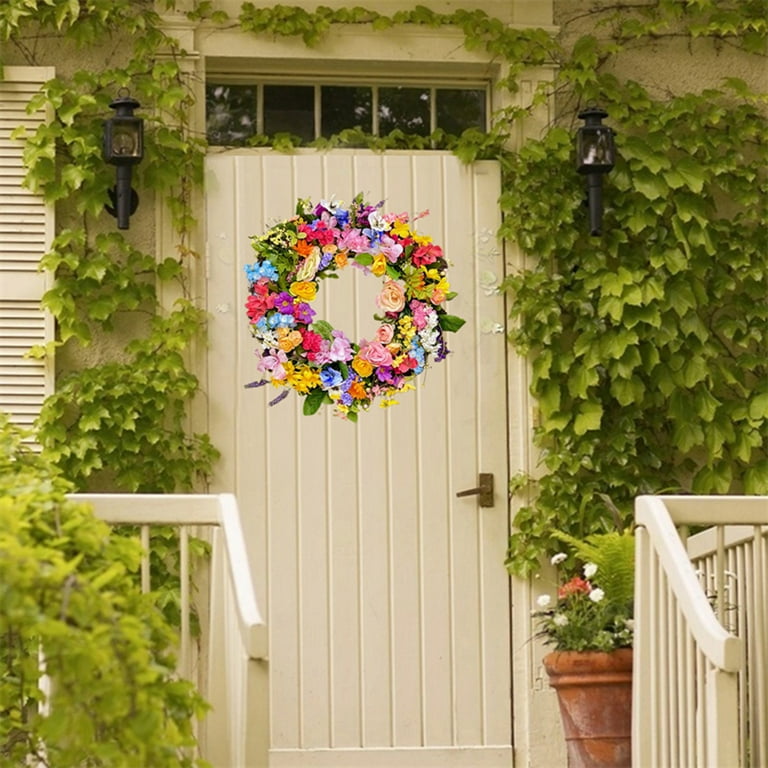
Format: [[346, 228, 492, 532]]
[[290, 281, 318, 302]]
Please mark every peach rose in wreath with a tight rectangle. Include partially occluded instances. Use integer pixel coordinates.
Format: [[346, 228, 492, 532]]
[[376, 324, 395, 344], [376, 280, 406, 313], [359, 341, 393, 367]]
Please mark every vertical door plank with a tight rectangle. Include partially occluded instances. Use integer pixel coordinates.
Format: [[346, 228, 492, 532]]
[[442, 153, 485, 746], [473, 162, 513, 745]]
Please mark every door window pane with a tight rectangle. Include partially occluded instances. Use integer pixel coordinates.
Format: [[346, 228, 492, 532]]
[[263, 85, 315, 142], [321, 86, 372, 136], [379, 87, 430, 136], [206, 83, 257, 146], [436, 88, 487, 135]]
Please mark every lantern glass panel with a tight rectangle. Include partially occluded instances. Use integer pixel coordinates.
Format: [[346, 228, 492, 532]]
[[106, 117, 143, 161], [577, 126, 615, 173]]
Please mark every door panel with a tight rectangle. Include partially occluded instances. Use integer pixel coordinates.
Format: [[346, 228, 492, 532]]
[[205, 150, 511, 765]]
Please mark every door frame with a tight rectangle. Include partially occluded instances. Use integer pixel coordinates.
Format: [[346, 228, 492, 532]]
[[153, 11, 561, 765]]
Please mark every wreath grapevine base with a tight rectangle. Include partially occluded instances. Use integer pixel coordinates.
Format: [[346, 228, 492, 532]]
[[244, 195, 465, 421]]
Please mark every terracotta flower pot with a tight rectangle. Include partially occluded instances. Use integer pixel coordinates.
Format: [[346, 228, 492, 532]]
[[543, 648, 633, 768]]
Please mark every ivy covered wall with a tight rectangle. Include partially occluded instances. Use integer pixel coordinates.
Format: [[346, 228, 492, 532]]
[[501, 0, 767, 572], [2, 0, 766, 573]]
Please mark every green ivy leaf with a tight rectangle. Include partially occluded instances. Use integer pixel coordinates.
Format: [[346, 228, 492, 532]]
[[674, 157, 707, 193], [748, 392, 768, 421], [633, 170, 669, 200], [573, 401, 603, 435]]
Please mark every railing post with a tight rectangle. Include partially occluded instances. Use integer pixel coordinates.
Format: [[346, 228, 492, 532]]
[[705, 667, 739, 768], [632, 522, 653, 768], [245, 656, 270, 768]]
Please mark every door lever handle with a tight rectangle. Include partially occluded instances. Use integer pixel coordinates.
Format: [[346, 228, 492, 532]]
[[456, 473, 494, 507]]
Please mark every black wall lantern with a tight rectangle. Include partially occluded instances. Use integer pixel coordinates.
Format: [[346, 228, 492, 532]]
[[576, 106, 616, 236], [103, 91, 144, 230]]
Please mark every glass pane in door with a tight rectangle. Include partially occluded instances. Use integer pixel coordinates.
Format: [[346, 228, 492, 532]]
[[378, 87, 430, 136], [206, 83, 257, 146], [436, 88, 487, 135], [321, 86, 373, 136], [264, 85, 315, 141]]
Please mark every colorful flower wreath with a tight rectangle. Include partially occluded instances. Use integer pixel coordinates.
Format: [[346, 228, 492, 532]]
[[244, 194, 465, 421]]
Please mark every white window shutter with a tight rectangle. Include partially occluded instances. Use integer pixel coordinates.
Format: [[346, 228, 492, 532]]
[[0, 66, 55, 432]]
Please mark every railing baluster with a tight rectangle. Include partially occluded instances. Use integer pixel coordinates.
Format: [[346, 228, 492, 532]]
[[141, 524, 151, 593], [755, 525, 767, 766], [180, 525, 191, 680], [715, 525, 725, 626], [684, 629, 695, 767]]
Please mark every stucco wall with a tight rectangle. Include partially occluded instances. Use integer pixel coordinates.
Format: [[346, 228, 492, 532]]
[[555, 0, 767, 99]]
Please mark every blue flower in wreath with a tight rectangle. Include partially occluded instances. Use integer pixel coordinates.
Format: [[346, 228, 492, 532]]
[[244, 260, 278, 282], [409, 340, 426, 374], [268, 313, 296, 329], [320, 367, 343, 389]]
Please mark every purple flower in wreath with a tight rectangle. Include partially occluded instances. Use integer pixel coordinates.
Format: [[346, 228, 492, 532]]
[[319, 250, 336, 270], [273, 292, 295, 315], [376, 367, 404, 389], [293, 302, 316, 324], [434, 334, 449, 362], [338, 375, 355, 406]]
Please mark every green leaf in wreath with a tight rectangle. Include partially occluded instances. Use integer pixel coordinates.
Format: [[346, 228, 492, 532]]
[[312, 320, 334, 339], [439, 314, 466, 332], [303, 388, 328, 415], [355, 253, 374, 266]]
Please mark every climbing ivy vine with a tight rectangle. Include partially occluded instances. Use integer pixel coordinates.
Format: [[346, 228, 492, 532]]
[[499, 2, 768, 574], [2, 0, 766, 574]]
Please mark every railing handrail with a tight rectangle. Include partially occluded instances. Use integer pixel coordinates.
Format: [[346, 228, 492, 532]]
[[686, 524, 762, 559], [635, 494, 742, 672], [646, 494, 768, 526], [70, 492, 268, 660]]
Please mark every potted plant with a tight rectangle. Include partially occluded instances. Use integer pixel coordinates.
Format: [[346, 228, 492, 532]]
[[533, 530, 634, 768]]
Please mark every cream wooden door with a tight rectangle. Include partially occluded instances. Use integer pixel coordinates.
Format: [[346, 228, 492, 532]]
[[205, 150, 512, 767]]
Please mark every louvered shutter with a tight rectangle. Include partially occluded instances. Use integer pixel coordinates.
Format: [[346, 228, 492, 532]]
[[0, 66, 55, 432]]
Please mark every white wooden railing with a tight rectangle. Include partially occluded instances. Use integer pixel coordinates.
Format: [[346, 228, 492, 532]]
[[634, 495, 768, 768], [70, 493, 269, 768]]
